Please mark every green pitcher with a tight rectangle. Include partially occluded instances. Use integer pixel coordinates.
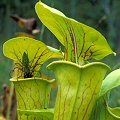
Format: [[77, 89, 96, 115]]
[[10, 77, 54, 120], [47, 61, 110, 120]]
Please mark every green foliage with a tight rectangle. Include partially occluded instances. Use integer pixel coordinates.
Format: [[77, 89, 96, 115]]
[[35, 1, 120, 120], [3, 37, 63, 78], [10, 78, 54, 120], [35, 1, 115, 65], [90, 69, 120, 119], [100, 69, 120, 97], [47, 61, 110, 120], [3, 1, 120, 120], [17, 109, 54, 120], [90, 96, 120, 120]]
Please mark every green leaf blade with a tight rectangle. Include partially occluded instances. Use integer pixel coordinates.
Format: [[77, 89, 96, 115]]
[[100, 69, 120, 97], [90, 97, 120, 120], [3, 37, 63, 77], [35, 1, 115, 64], [91, 68, 120, 120]]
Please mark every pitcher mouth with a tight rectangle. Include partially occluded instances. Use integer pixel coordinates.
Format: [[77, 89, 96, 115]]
[[47, 60, 110, 71], [10, 77, 55, 83]]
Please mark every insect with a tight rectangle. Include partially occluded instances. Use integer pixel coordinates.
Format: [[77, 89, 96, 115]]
[[13, 52, 33, 78], [22, 52, 33, 78], [13, 48, 50, 79]]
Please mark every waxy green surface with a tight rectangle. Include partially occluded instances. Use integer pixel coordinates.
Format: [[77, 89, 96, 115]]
[[11, 78, 54, 120], [90, 69, 120, 120], [36, 1, 115, 64], [17, 109, 54, 120], [47, 61, 110, 120], [3, 37, 63, 76]]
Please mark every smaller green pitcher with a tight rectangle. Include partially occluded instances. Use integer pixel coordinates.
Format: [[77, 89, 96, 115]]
[[10, 77, 54, 120]]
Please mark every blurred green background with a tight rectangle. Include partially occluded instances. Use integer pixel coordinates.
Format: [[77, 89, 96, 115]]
[[0, 0, 120, 113]]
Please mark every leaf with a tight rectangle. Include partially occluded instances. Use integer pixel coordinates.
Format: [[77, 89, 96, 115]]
[[90, 69, 120, 119], [110, 107, 120, 117], [3, 37, 63, 77], [90, 96, 120, 120], [100, 69, 120, 97], [17, 108, 54, 120], [35, 1, 115, 64]]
